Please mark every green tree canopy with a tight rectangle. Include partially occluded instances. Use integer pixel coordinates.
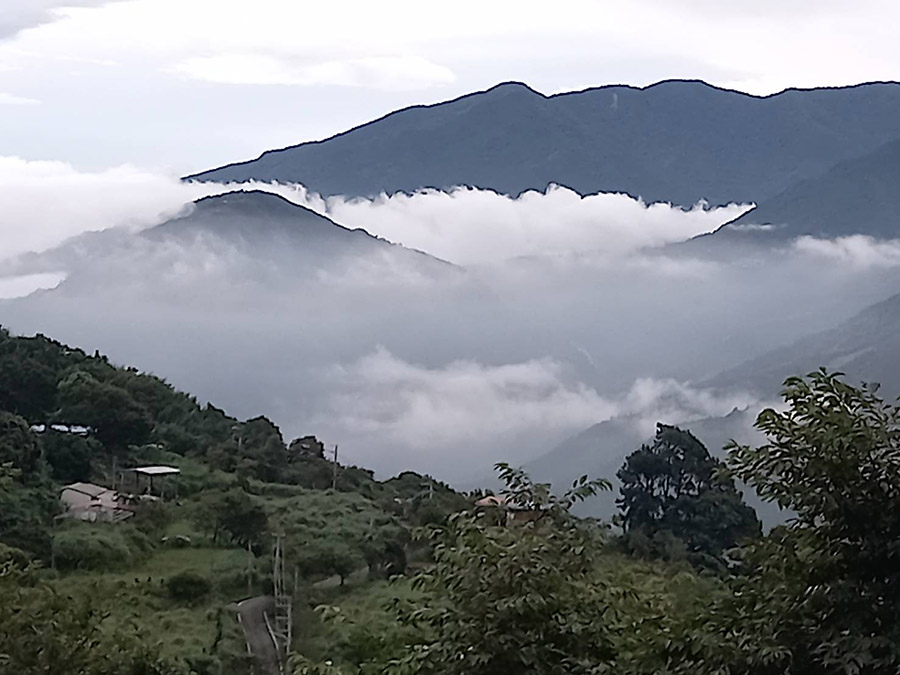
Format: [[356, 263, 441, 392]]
[[617, 423, 760, 563], [297, 539, 364, 586], [715, 370, 900, 673], [192, 488, 268, 551], [380, 465, 613, 675], [0, 411, 42, 475], [56, 370, 153, 451]]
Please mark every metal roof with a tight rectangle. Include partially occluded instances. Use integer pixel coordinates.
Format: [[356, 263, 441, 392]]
[[61, 482, 111, 497], [130, 466, 181, 476]]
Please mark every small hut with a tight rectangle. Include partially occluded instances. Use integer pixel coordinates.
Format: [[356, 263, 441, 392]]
[[127, 466, 181, 500]]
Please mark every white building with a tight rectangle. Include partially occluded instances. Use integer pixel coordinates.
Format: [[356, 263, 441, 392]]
[[59, 482, 134, 522]]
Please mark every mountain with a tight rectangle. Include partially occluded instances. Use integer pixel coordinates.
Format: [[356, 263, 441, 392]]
[[142, 189, 452, 270], [525, 408, 782, 525], [0, 189, 453, 300], [186, 80, 900, 206], [706, 288, 900, 398], [147, 189, 407, 254], [716, 137, 900, 239]]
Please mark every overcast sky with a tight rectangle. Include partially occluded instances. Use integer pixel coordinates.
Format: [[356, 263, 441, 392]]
[[1, 0, 899, 173]]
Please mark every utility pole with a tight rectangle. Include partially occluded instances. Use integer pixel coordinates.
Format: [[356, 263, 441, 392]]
[[232, 424, 243, 454], [272, 534, 292, 666], [246, 540, 253, 597], [331, 444, 339, 491]]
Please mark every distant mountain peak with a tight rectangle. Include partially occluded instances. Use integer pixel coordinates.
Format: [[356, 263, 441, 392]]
[[147, 189, 365, 243], [192, 189, 321, 217], [482, 81, 545, 97]]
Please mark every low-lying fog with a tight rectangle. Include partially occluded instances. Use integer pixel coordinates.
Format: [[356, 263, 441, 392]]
[[3, 159, 900, 483]]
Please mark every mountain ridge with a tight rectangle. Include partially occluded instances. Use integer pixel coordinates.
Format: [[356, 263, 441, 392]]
[[704, 288, 900, 397], [713, 136, 900, 239], [185, 80, 900, 207]]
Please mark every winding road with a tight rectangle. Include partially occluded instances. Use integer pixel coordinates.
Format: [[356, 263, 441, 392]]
[[236, 596, 281, 675]]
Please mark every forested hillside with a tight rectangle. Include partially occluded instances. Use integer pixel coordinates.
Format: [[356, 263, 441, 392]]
[[0, 326, 467, 674], [5, 326, 900, 674]]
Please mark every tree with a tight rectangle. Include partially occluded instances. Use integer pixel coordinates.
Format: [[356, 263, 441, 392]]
[[297, 540, 364, 586], [0, 411, 42, 475], [0, 329, 63, 422], [166, 570, 212, 603], [40, 429, 96, 483], [232, 416, 287, 483], [192, 488, 268, 551], [713, 370, 900, 673], [56, 370, 153, 451], [0, 454, 57, 561], [617, 423, 760, 563], [378, 465, 613, 675]]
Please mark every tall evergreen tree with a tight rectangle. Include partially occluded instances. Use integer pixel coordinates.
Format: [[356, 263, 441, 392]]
[[617, 424, 760, 562]]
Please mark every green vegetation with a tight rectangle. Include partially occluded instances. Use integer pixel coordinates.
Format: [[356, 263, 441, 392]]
[[0, 326, 467, 674], [617, 423, 761, 568], [4, 322, 900, 674], [51, 521, 154, 571], [291, 369, 900, 674]]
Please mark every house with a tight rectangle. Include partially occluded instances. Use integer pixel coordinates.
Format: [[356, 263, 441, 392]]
[[474, 494, 545, 525], [59, 482, 134, 523]]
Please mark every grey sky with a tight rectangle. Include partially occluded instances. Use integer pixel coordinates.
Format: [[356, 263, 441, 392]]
[[1, 0, 899, 173]]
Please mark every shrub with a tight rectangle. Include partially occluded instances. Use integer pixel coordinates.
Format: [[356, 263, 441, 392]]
[[166, 570, 212, 603], [51, 525, 151, 571]]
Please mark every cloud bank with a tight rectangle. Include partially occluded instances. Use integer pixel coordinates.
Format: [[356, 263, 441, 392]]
[[4, 170, 900, 484], [0, 161, 747, 265], [794, 235, 900, 269], [314, 348, 763, 479], [211, 182, 751, 265], [0, 157, 199, 260]]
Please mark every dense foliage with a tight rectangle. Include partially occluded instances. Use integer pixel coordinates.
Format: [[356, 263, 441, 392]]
[[0, 563, 186, 675], [617, 423, 761, 566], [0, 326, 467, 673], [718, 370, 900, 673]]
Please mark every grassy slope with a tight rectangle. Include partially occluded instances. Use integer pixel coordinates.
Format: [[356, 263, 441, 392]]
[[50, 546, 252, 663]]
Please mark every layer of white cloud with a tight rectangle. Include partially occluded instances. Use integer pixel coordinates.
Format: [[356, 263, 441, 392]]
[[4, 0, 899, 96], [0, 271, 65, 298], [794, 235, 900, 269], [4, 167, 900, 481], [0, 156, 198, 260], [225, 182, 750, 265], [323, 347, 610, 447], [618, 377, 760, 437], [316, 347, 761, 475], [0, 161, 750, 266], [1, 0, 899, 170]]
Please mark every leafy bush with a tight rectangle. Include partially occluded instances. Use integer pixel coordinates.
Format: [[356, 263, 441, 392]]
[[166, 570, 212, 603], [52, 524, 152, 571]]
